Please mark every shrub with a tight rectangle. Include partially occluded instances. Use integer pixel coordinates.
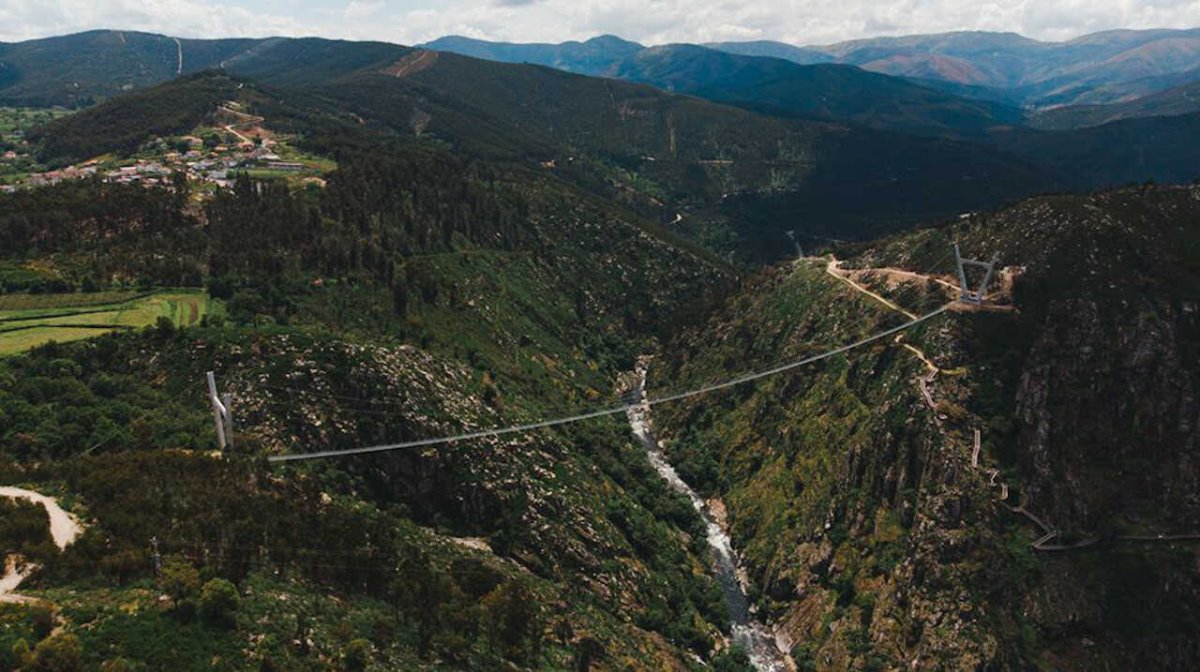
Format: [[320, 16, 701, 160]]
[[29, 633, 84, 672], [343, 638, 371, 672], [711, 646, 754, 672], [159, 555, 200, 609], [198, 578, 240, 628]]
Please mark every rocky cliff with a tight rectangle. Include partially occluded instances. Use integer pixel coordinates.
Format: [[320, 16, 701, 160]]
[[650, 185, 1200, 669]]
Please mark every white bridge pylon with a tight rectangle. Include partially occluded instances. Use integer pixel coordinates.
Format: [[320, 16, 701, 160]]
[[206, 371, 235, 450], [954, 243, 999, 304]]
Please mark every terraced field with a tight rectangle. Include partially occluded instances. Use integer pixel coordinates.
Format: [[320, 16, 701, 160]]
[[0, 289, 219, 355]]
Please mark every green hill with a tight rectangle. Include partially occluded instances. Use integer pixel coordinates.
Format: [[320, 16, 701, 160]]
[[0, 29, 258, 106], [13, 34, 1200, 264]]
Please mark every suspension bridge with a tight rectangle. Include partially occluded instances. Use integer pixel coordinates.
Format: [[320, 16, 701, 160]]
[[263, 245, 989, 463]]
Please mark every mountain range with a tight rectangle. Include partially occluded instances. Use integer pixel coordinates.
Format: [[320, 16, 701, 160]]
[[426, 28, 1200, 109], [5, 29, 1200, 262]]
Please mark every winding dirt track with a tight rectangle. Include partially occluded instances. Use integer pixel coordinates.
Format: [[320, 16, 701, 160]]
[[825, 258, 919, 320], [0, 487, 83, 602]]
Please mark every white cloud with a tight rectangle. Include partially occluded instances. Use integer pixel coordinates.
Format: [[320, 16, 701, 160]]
[[1, 0, 1198, 46], [344, 1, 385, 19], [0, 0, 306, 41]]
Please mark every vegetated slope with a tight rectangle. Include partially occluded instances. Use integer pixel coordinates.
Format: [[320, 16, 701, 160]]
[[991, 111, 1200, 187], [28, 71, 245, 163], [424, 38, 1025, 138], [0, 30, 408, 108], [0, 125, 747, 666], [220, 37, 411, 87], [1059, 64, 1200, 107], [413, 36, 1200, 205], [21, 39, 1197, 260], [649, 184, 1200, 669], [19, 46, 1034, 260], [278, 49, 1055, 258], [0, 29, 260, 106], [429, 29, 1200, 109], [611, 45, 1025, 138], [1030, 79, 1200, 130]]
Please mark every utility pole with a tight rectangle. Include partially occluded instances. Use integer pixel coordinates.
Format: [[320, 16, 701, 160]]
[[151, 536, 162, 576], [206, 371, 234, 450]]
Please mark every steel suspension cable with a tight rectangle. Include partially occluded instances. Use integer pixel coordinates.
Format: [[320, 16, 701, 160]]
[[269, 303, 950, 463]]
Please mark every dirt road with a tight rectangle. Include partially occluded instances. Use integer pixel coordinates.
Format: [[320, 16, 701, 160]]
[[0, 487, 83, 602]]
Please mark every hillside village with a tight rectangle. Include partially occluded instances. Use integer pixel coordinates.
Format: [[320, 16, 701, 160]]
[[0, 104, 331, 194]]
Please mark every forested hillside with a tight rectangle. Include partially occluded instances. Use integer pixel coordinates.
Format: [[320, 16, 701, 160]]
[[0, 112, 754, 668], [14, 56, 1059, 264], [7, 32, 1200, 264], [649, 184, 1200, 669]]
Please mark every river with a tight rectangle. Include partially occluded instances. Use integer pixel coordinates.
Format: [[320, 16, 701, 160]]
[[627, 365, 790, 672]]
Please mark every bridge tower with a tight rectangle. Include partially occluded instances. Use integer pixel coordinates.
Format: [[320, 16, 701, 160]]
[[206, 371, 235, 450], [785, 230, 804, 259], [954, 243, 1000, 304]]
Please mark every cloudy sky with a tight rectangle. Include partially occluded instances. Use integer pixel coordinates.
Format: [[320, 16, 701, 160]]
[[1, 0, 1198, 46]]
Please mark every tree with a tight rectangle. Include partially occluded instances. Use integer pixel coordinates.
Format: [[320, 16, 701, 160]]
[[343, 639, 371, 672], [29, 633, 84, 672], [711, 646, 755, 672], [573, 636, 604, 672], [199, 578, 240, 628], [390, 545, 454, 655], [154, 316, 176, 338], [481, 580, 542, 664], [159, 555, 201, 609]]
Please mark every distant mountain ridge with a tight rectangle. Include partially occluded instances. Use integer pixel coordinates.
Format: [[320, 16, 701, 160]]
[[610, 44, 1024, 137], [421, 34, 642, 75], [1030, 78, 1200, 129], [425, 28, 1200, 109], [424, 36, 1026, 138]]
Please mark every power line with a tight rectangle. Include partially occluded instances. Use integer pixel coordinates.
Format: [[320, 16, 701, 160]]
[[269, 304, 949, 463]]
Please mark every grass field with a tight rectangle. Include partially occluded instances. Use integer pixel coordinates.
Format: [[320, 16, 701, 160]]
[[0, 289, 220, 355]]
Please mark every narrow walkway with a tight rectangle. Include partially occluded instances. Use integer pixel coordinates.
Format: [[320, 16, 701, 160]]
[[825, 259, 918, 320]]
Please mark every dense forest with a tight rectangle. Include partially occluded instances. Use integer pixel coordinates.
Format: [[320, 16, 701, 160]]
[[0, 105, 749, 668]]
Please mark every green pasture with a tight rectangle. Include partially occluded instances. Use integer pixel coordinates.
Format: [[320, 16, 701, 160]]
[[0, 289, 220, 355]]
